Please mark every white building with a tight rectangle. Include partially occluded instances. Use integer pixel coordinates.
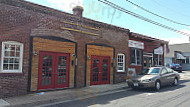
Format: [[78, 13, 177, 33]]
[[165, 43, 190, 71]]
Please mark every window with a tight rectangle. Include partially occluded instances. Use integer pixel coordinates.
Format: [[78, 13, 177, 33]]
[[130, 48, 142, 65], [184, 57, 190, 64], [117, 54, 125, 72], [154, 54, 163, 66], [166, 67, 173, 73], [1, 41, 23, 73], [161, 68, 168, 74]]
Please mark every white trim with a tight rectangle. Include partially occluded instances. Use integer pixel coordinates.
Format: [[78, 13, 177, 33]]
[[1, 41, 23, 73], [117, 53, 125, 72]]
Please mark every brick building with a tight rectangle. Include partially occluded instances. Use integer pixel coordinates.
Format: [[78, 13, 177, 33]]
[[0, 0, 168, 98], [129, 33, 167, 75]]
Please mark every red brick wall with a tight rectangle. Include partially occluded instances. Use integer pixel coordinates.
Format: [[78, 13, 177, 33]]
[[0, 2, 38, 98], [0, 0, 130, 97]]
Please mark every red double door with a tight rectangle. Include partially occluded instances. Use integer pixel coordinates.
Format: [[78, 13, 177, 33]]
[[38, 51, 70, 90], [90, 55, 110, 85]]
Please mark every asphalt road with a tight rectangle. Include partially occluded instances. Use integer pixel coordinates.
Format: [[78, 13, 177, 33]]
[[40, 71, 190, 107]]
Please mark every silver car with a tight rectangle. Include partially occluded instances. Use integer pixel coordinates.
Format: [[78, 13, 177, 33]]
[[127, 67, 180, 91]]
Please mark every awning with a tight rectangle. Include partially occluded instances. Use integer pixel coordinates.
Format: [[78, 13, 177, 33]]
[[176, 53, 186, 59]]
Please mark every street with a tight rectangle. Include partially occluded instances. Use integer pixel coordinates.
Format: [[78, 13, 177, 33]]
[[39, 71, 190, 107]]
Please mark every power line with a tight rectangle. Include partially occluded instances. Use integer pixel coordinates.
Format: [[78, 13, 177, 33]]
[[152, 0, 190, 19], [97, 0, 190, 36], [125, 0, 190, 26], [178, 0, 190, 5]]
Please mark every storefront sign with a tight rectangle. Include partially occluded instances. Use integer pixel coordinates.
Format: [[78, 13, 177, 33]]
[[154, 46, 163, 55], [126, 68, 136, 81], [129, 40, 144, 49]]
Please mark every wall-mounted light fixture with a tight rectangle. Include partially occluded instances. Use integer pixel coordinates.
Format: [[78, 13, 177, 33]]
[[88, 56, 91, 60], [33, 50, 38, 56], [72, 54, 76, 58]]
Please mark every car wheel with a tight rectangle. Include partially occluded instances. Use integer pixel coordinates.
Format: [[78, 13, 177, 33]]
[[173, 78, 178, 86], [155, 81, 161, 91]]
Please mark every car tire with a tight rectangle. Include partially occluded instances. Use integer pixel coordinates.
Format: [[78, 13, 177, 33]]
[[173, 78, 178, 86], [155, 81, 161, 91]]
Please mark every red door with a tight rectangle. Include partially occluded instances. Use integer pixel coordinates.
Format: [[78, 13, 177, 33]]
[[90, 55, 110, 85], [38, 51, 70, 90]]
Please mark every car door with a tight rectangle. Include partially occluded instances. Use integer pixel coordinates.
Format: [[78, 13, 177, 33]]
[[166, 67, 176, 84], [160, 68, 170, 86]]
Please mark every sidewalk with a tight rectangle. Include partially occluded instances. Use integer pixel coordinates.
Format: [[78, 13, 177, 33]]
[[1, 82, 128, 107]]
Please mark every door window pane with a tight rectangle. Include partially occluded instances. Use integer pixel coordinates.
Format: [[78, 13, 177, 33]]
[[102, 59, 108, 81], [92, 58, 99, 82], [41, 55, 52, 85], [57, 56, 67, 84]]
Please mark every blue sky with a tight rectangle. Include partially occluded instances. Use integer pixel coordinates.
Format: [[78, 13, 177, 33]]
[[25, 0, 190, 44]]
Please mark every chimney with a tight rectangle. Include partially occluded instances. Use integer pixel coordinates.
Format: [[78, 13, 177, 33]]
[[72, 6, 84, 17]]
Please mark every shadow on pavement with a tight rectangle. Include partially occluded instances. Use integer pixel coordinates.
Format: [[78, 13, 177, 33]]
[[44, 79, 190, 107], [46, 80, 190, 107]]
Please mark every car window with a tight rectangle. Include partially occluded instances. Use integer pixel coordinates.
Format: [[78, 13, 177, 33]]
[[139, 68, 160, 75], [175, 64, 180, 66], [166, 67, 173, 73], [161, 68, 168, 74]]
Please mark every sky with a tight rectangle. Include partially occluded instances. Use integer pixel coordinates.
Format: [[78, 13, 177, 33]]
[[25, 0, 190, 44]]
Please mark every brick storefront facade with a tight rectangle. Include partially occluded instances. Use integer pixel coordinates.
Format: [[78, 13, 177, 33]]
[[0, 0, 168, 98]]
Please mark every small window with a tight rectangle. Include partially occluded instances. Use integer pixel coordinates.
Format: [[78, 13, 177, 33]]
[[117, 54, 125, 72], [1, 41, 23, 73]]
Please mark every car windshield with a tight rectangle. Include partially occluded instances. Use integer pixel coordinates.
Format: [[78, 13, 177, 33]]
[[170, 63, 175, 66], [171, 63, 180, 66], [139, 68, 160, 75]]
